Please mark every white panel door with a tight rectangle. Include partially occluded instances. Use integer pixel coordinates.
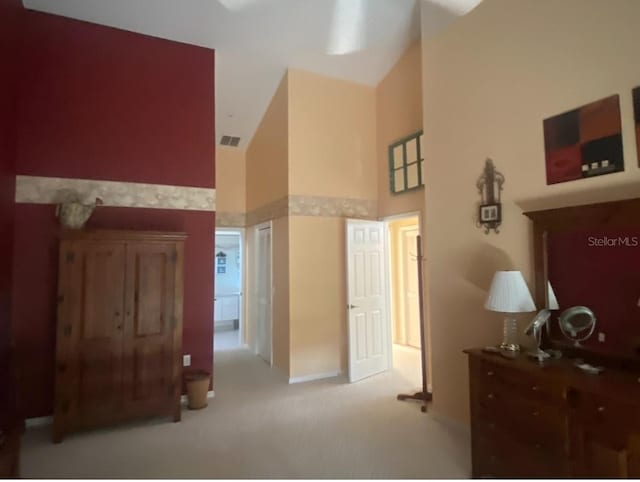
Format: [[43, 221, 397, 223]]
[[347, 219, 390, 382], [401, 227, 421, 349], [255, 225, 272, 364]]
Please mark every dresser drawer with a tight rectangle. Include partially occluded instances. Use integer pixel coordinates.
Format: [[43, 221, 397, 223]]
[[480, 359, 562, 404], [473, 430, 568, 479], [477, 377, 568, 454], [475, 405, 567, 457], [568, 389, 640, 429]]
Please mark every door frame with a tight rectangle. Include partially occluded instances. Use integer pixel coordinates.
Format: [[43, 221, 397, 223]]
[[253, 221, 273, 366], [398, 224, 421, 347], [382, 211, 422, 369], [214, 227, 245, 347]]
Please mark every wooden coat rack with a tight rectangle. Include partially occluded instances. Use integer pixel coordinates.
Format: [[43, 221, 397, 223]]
[[397, 235, 432, 412]]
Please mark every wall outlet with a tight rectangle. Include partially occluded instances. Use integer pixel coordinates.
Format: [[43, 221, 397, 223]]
[[598, 332, 605, 343], [183, 354, 191, 367]]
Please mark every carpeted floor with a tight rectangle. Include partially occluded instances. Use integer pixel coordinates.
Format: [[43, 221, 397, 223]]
[[22, 348, 470, 479], [214, 325, 241, 351]]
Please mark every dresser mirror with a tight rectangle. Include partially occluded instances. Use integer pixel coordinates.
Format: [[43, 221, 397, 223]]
[[525, 198, 640, 368]]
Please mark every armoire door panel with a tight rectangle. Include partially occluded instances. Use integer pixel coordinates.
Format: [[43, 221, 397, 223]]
[[124, 243, 176, 411], [81, 249, 125, 339], [134, 252, 167, 337], [57, 241, 126, 426], [133, 344, 167, 400]]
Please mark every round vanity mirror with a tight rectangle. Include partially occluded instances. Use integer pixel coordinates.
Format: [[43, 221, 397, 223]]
[[558, 306, 596, 346]]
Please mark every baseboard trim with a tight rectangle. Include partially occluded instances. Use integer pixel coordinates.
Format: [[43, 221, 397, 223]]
[[288, 371, 341, 384], [181, 390, 216, 403], [26, 416, 53, 428]]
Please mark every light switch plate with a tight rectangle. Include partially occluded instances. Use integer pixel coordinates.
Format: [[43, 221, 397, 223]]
[[183, 354, 191, 366]]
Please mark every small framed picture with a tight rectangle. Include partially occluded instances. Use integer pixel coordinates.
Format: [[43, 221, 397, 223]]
[[479, 203, 501, 223], [217, 266, 226, 274]]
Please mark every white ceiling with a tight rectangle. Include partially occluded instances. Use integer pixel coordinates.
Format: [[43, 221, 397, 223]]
[[22, 0, 482, 148]]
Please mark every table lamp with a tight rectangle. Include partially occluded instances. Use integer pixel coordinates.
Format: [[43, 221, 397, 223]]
[[485, 270, 536, 351]]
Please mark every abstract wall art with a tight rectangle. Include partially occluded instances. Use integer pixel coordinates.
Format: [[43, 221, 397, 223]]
[[633, 87, 640, 165], [543, 95, 623, 185]]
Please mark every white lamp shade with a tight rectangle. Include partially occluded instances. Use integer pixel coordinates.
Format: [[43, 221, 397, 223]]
[[485, 271, 536, 313], [547, 281, 559, 310]]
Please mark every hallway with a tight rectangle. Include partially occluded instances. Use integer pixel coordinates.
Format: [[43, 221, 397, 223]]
[[22, 349, 469, 478]]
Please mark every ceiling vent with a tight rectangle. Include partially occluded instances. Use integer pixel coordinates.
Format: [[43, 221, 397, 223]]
[[220, 135, 241, 147]]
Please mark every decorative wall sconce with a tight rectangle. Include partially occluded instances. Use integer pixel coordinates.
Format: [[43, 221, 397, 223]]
[[476, 158, 504, 234]]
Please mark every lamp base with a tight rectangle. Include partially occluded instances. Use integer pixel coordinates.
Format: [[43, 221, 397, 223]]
[[499, 342, 521, 352], [501, 317, 520, 351]]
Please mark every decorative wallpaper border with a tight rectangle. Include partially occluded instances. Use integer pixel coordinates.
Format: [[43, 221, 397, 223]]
[[15, 175, 216, 212], [216, 212, 247, 227], [246, 197, 289, 226], [289, 195, 377, 219], [245, 195, 377, 226]]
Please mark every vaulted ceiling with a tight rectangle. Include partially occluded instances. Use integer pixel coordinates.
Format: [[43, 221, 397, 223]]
[[23, 0, 482, 148]]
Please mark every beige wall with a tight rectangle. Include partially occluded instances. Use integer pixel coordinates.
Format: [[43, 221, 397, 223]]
[[289, 216, 346, 378], [286, 69, 377, 378], [421, 0, 640, 424], [215, 146, 246, 215], [246, 73, 290, 212], [377, 41, 424, 220], [288, 69, 377, 200], [244, 73, 291, 375], [376, 42, 431, 387]]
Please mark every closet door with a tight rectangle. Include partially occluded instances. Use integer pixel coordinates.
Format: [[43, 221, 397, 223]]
[[54, 241, 126, 440], [122, 242, 181, 418]]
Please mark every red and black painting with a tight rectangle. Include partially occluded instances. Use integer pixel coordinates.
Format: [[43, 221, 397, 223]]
[[543, 94, 623, 185]]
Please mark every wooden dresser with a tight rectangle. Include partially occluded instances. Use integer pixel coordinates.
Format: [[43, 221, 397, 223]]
[[466, 348, 640, 478]]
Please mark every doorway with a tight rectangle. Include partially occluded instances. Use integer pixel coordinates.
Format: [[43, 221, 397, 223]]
[[254, 222, 273, 365], [386, 214, 422, 388], [214, 229, 244, 352]]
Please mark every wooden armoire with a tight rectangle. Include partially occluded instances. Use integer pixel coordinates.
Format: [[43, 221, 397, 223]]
[[54, 230, 186, 442]]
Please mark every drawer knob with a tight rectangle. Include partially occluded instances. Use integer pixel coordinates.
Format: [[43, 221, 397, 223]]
[[531, 385, 539, 391], [487, 370, 494, 376], [532, 410, 540, 417], [535, 443, 542, 450], [597, 405, 606, 413], [487, 422, 496, 430], [487, 393, 495, 400]]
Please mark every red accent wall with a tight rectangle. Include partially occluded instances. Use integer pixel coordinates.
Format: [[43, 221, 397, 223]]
[[18, 11, 215, 188], [13, 11, 216, 417], [0, 0, 23, 387]]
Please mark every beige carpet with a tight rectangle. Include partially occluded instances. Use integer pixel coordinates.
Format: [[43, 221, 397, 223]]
[[214, 326, 241, 351], [22, 349, 470, 479]]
